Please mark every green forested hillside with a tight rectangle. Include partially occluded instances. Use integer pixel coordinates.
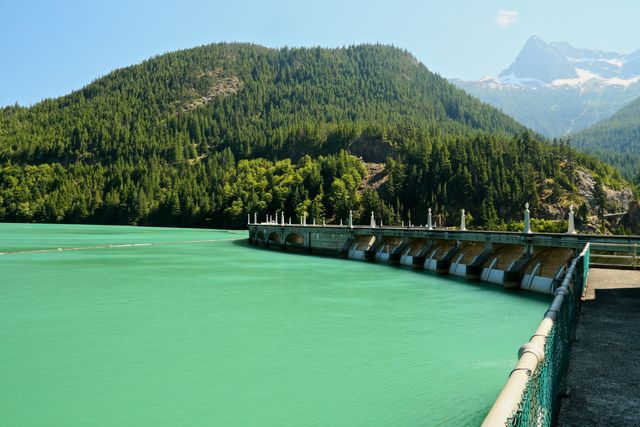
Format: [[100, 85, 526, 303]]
[[572, 97, 640, 180], [0, 43, 625, 228]]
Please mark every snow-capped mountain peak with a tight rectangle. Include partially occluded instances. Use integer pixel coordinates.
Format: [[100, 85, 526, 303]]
[[451, 37, 640, 137], [498, 36, 577, 83], [492, 36, 638, 88]]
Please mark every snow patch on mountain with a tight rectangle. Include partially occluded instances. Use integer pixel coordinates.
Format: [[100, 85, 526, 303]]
[[498, 73, 545, 87], [552, 68, 640, 87], [605, 59, 624, 67]]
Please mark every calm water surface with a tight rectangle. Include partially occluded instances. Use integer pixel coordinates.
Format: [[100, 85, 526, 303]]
[[0, 223, 549, 426]]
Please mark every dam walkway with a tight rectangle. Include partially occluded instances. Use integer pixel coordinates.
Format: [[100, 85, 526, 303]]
[[557, 268, 640, 426]]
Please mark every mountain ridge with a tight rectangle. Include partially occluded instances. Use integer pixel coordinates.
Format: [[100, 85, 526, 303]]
[[572, 96, 640, 180], [0, 42, 629, 230]]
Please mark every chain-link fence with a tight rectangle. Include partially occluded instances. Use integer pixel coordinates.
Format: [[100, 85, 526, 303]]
[[505, 244, 589, 426]]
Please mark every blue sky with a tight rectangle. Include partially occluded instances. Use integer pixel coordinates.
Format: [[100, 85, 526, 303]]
[[1, 0, 638, 106]]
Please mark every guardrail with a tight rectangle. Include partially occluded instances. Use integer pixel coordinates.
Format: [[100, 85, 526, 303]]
[[589, 242, 639, 269], [482, 243, 590, 426]]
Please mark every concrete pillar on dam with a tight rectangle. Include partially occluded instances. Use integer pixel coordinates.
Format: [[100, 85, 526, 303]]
[[568, 205, 576, 234], [524, 203, 532, 234]]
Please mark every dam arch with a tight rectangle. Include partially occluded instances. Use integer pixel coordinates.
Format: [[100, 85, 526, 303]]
[[285, 232, 305, 246], [268, 232, 281, 242]]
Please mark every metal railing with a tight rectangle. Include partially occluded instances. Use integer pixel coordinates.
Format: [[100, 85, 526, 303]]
[[589, 242, 639, 269], [482, 243, 590, 426]]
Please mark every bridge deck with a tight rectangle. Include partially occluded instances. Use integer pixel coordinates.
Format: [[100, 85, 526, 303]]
[[557, 268, 640, 426]]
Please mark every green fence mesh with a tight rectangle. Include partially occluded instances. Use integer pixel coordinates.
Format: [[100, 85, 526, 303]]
[[506, 244, 590, 427]]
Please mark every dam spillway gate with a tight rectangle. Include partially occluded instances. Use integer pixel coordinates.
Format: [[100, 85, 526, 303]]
[[248, 223, 640, 295]]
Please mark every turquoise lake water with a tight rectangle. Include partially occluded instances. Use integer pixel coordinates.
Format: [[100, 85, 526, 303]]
[[0, 223, 549, 426]]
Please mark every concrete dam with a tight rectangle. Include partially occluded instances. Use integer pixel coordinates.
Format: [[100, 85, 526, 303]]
[[248, 220, 640, 295]]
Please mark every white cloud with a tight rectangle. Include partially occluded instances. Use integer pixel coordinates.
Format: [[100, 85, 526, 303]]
[[495, 10, 518, 26]]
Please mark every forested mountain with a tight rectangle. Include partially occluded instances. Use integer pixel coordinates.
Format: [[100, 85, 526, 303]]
[[0, 43, 628, 229], [572, 96, 640, 180]]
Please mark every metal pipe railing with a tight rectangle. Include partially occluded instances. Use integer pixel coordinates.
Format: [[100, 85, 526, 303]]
[[482, 243, 589, 426]]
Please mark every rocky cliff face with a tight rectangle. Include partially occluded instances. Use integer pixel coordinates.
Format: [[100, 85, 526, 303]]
[[536, 166, 634, 233], [574, 168, 634, 213]]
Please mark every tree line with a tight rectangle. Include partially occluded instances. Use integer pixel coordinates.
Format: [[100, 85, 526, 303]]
[[0, 43, 627, 229]]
